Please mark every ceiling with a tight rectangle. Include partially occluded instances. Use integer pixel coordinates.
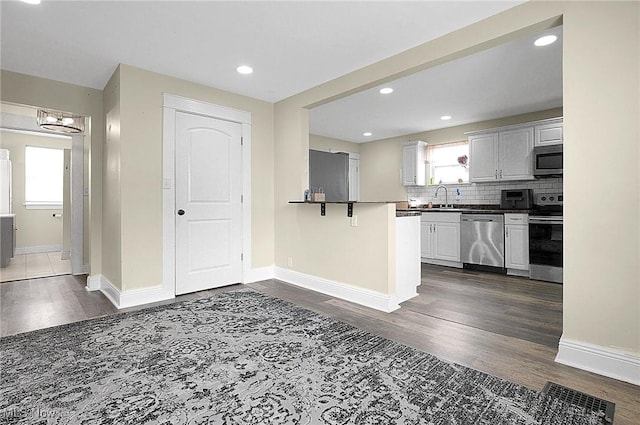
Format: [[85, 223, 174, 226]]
[[1, 1, 524, 103], [310, 25, 563, 143]]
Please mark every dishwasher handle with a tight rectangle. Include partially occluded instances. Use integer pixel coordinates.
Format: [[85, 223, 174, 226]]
[[461, 215, 504, 223]]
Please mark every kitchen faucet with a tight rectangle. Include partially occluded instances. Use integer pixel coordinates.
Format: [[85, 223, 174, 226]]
[[434, 185, 449, 208]]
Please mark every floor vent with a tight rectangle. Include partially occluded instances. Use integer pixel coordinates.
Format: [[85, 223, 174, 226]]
[[542, 382, 615, 424]]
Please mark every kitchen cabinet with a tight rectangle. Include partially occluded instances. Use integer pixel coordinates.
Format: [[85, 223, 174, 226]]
[[1, 215, 15, 268], [534, 118, 563, 147], [499, 127, 534, 180], [469, 127, 533, 182], [504, 213, 529, 276], [468, 133, 498, 182], [402, 140, 426, 186], [421, 212, 462, 267]]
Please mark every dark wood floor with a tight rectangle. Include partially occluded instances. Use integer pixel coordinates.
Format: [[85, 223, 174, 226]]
[[1, 266, 638, 424]]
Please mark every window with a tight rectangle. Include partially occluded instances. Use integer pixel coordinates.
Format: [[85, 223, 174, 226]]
[[427, 141, 469, 184], [25, 146, 64, 209]]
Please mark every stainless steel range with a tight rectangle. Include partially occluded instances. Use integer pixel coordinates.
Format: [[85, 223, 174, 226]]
[[529, 193, 563, 284]]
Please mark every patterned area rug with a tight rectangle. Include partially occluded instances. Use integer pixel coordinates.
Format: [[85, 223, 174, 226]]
[[1, 289, 602, 424]]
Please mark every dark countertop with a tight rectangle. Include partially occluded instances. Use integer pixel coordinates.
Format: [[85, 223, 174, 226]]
[[396, 210, 422, 217], [398, 204, 531, 214]]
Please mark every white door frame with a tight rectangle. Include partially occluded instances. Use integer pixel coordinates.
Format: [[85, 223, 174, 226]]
[[162, 94, 252, 296]]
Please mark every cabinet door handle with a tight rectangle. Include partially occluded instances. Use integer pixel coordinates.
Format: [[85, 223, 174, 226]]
[[495, 170, 498, 179], [500, 169, 503, 178], [505, 228, 509, 237], [433, 224, 436, 233]]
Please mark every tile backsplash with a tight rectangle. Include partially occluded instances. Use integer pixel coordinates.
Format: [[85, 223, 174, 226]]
[[407, 178, 563, 205]]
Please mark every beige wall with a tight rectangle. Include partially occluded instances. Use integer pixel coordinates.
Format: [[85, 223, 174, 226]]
[[102, 67, 122, 289], [309, 134, 361, 154], [116, 64, 274, 291], [0, 70, 103, 275], [562, 1, 639, 354], [0, 131, 71, 249], [289, 203, 395, 294], [360, 108, 563, 202], [275, 1, 639, 358]]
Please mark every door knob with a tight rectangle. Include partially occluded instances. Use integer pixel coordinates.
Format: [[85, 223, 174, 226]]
[[177, 209, 185, 216]]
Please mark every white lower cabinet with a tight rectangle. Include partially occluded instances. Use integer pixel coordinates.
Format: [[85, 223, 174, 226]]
[[421, 212, 462, 267], [504, 213, 529, 276]]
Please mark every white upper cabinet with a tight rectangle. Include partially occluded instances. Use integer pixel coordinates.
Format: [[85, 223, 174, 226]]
[[468, 133, 498, 182], [499, 127, 533, 180], [402, 140, 426, 186], [534, 118, 563, 147], [467, 118, 563, 183], [469, 127, 533, 182]]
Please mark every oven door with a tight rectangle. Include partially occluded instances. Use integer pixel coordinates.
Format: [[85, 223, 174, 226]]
[[529, 216, 563, 283]]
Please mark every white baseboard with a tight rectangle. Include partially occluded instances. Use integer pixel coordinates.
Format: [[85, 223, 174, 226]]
[[243, 266, 275, 283], [556, 336, 640, 385], [274, 267, 400, 313], [98, 275, 121, 308], [422, 258, 463, 269], [15, 244, 63, 255], [86, 274, 174, 309]]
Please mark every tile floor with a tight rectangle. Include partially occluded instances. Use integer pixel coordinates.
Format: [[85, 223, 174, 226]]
[[0, 252, 71, 283]]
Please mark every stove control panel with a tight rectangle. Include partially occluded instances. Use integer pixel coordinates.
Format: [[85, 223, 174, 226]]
[[535, 193, 563, 206]]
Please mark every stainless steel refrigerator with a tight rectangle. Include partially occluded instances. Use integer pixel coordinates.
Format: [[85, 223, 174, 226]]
[[309, 150, 349, 201]]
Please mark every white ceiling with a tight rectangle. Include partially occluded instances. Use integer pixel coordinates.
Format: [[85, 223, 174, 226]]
[[310, 25, 563, 143], [1, 1, 524, 103]]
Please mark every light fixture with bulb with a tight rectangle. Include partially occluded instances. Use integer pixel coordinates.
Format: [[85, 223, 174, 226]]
[[363, 132, 373, 137], [379, 87, 394, 95], [441, 115, 452, 120], [236, 65, 253, 75], [534, 35, 557, 47], [37, 110, 85, 134]]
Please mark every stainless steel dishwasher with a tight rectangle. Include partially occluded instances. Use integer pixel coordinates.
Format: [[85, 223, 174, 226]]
[[461, 214, 505, 268]]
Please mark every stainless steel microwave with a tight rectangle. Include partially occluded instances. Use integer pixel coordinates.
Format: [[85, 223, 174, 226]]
[[533, 145, 563, 177]]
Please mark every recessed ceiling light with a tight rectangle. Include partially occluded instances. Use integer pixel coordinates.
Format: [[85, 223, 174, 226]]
[[534, 35, 557, 47], [236, 65, 253, 75], [379, 87, 394, 95], [363, 132, 373, 137], [21, 0, 41, 4], [441, 115, 452, 120]]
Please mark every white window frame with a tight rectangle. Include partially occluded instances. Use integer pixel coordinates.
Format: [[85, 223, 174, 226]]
[[427, 141, 469, 185], [24, 145, 64, 210]]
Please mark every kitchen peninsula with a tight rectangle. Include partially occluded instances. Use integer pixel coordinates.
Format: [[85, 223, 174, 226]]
[[284, 201, 420, 312]]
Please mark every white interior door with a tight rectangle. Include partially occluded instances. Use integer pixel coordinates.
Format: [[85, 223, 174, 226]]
[[175, 112, 242, 295]]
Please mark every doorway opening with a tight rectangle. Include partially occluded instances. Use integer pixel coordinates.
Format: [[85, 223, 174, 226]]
[[0, 102, 86, 282]]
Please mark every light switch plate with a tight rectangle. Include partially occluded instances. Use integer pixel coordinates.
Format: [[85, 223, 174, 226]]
[[350, 215, 358, 227]]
